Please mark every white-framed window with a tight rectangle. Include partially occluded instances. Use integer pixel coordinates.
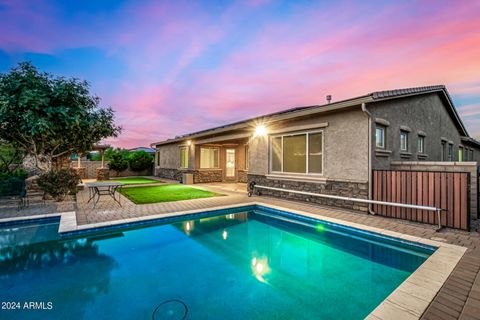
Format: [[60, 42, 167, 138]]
[[418, 136, 425, 154], [375, 126, 385, 149], [447, 143, 453, 161], [180, 146, 189, 168], [270, 130, 323, 175], [400, 131, 408, 151], [200, 147, 219, 169], [155, 150, 161, 166]]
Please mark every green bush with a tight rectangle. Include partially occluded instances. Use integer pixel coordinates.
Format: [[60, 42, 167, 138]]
[[38, 169, 80, 201], [128, 151, 153, 172], [0, 168, 28, 180], [108, 152, 129, 173]]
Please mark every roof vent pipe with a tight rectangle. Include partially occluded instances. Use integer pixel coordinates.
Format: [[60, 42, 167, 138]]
[[326, 95, 332, 104]]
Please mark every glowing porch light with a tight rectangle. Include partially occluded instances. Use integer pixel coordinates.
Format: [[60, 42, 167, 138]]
[[187, 140, 192, 146], [254, 124, 268, 137]]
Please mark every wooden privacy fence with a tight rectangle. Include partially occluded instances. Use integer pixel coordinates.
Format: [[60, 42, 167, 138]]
[[372, 170, 469, 230]]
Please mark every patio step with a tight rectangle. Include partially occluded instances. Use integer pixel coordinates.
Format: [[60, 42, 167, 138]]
[[0, 198, 22, 207]]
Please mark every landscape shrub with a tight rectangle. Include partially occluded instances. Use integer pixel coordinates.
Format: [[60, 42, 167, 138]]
[[38, 169, 80, 201], [0, 168, 28, 181]]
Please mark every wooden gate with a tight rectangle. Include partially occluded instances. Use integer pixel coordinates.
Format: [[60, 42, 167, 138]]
[[372, 170, 469, 230]]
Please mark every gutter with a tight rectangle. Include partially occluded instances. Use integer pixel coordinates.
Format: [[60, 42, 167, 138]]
[[361, 103, 375, 215]]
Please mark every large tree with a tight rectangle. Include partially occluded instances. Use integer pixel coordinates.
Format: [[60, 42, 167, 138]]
[[0, 140, 25, 173], [0, 62, 121, 171]]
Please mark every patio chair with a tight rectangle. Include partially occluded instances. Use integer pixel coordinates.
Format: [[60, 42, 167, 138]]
[[0, 177, 27, 210]]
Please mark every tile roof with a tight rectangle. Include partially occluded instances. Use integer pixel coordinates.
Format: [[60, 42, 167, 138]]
[[370, 85, 446, 100]]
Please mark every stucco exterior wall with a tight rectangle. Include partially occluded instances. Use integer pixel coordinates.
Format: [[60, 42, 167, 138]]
[[248, 134, 269, 175], [156, 143, 181, 169], [248, 108, 369, 183], [370, 93, 465, 170]]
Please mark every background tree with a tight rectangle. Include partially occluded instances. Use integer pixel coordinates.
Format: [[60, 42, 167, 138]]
[[0, 62, 121, 172], [108, 149, 129, 174], [0, 140, 25, 174], [128, 150, 153, 172]]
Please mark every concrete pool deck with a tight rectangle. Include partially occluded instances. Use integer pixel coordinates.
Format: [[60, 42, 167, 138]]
[[1, 182, 480, 319]]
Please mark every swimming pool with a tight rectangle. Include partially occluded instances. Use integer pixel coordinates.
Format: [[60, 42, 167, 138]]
[[0, 205, 435, 319]]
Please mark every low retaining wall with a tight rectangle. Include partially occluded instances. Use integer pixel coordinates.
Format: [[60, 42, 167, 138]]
[[248, 174, 369, 212]]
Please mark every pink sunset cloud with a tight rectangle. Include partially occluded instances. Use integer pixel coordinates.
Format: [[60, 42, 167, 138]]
[[1, 0, 479, 147]]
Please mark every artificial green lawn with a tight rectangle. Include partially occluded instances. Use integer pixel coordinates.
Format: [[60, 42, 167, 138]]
[[118, 184, 223, 204], [110, 177, 163, 185]]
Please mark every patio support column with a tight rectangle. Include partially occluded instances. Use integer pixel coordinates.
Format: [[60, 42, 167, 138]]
[[74, 153, 86, 180], [101, 150, 105, 168]]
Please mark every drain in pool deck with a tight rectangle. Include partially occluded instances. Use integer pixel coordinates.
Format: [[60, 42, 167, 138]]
[[152, 299, 188, 320]]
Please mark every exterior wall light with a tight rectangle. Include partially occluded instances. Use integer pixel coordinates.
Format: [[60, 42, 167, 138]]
[[255, 125, 267, 137], [187, 140, 192, 146]]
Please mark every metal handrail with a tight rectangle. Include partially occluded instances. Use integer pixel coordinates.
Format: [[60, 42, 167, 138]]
[[248, 183, 446, 230]]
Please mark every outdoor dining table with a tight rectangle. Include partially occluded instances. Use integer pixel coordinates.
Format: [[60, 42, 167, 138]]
[[85, 181, 125, 209]]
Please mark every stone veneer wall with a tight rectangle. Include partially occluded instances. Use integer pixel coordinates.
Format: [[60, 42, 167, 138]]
[[391, 161, 479, 231], [238, 170, 248, 183], [193, 170, 223, 183], [154, 168, 185, 181], [154, 168, 224, 183], [248, 174, 369, 212]]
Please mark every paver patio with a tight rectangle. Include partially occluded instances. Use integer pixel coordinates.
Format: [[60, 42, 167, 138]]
[[1, 181, 479, 319]]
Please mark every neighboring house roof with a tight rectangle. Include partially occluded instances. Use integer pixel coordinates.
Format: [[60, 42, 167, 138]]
[[129, 147, 156, 153], [151, 85, 470, 146], [461, 136, 480, 149]]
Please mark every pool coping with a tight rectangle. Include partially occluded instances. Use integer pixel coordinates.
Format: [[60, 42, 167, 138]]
[[2, 201, 466, 320]]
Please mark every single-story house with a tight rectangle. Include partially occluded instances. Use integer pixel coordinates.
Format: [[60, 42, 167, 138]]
[[151, 85, 480, 210]]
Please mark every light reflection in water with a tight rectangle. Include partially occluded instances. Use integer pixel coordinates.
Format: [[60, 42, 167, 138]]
[[251, 256, 269, 283]]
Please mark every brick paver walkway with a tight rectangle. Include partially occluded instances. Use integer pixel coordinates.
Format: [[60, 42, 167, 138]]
[[2, 181, 480, 319]]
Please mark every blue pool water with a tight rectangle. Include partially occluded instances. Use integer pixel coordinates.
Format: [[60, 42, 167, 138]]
[[0, 206, 434, 319]]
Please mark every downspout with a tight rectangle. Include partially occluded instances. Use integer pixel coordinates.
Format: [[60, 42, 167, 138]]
[[361, 103, 375, 215]]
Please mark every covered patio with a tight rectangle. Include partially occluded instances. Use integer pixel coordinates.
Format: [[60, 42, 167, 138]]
[[192, 135, 249, 183]]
